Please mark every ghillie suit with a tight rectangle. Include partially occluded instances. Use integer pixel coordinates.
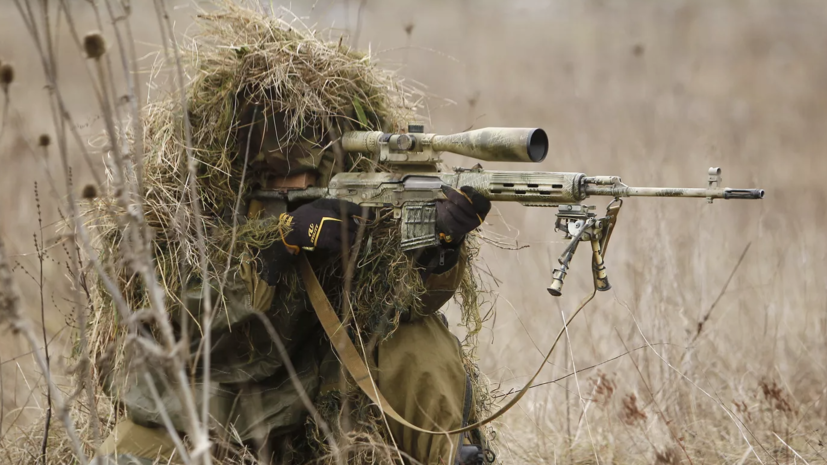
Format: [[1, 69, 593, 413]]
[[87, 2, 495, 464]]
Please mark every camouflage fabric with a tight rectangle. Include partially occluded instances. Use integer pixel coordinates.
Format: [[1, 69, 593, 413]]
[[111, 252, 327, 442], [378, 311, 471, 463], [101, 244, 472, 462], [93, 455, 155, 465], [102, 263, 470, 463], [97, 418, 178, 463]]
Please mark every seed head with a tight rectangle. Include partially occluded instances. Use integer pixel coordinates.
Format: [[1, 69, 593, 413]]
[[632, 43, 645, 57], [0, 63, 14, 87], [83, 32, 107, 60], [81, 184, 98, 200], [38, 134, 51, 147]]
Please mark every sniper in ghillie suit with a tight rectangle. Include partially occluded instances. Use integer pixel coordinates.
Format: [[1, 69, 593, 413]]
[[0, 1, 766, 465]]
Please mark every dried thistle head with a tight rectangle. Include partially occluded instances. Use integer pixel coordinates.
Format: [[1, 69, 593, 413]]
[[0, 63, 14, 88], [38, 134, 51, 147], [83, 32, 107, 59], [81, 184, 98, 199], [632, 43, 645, 57]]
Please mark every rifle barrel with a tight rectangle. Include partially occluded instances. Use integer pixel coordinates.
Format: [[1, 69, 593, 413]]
[[585, 185, 764, 199]]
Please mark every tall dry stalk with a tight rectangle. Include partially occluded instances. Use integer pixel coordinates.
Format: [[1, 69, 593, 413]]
[[33, 182, 53, 463], [0, 234, 88, 463]]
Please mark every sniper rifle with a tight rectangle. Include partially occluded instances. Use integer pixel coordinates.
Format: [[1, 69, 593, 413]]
[[252, 126, 764, 296]]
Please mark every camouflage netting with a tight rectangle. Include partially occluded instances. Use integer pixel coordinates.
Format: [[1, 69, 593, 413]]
[[79, 1, 495, 463]]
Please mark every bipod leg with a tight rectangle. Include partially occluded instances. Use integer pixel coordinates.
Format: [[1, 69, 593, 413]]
[[548, 246, 577, 296], [548, 218, 593, 296], [590, 238, 611, 291]]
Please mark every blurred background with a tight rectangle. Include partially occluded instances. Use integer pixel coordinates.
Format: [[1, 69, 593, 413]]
[[1, 0, 825, 462]]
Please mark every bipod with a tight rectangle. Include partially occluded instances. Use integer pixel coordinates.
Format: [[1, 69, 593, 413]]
[[547, 200, 622, 296]]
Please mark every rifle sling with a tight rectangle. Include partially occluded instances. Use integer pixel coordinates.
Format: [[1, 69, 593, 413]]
[[298, 253, 595, 436]]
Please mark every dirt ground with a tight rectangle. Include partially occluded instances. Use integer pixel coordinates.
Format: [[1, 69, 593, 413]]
[[1, 0, 826, 463]]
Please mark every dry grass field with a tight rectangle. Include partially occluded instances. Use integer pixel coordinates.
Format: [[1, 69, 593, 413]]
[[1, 0, 826, 463]]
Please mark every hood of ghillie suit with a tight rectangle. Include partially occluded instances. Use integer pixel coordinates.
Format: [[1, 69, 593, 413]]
[[131, 0, 427, 334]]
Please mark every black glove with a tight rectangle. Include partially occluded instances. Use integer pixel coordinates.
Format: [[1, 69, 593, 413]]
[[279, 199, 364, 254], [436, 185, 491, 244]]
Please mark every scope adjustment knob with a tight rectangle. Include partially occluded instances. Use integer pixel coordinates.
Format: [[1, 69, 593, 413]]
[[394, 134, 414, 151]]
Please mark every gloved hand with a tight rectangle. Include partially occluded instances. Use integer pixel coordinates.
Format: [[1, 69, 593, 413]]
[[436, 185, 491, 244], [279, 199, 364, 254]]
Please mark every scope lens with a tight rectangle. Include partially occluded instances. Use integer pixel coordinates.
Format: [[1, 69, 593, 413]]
[[527, 129, 549, 162]]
